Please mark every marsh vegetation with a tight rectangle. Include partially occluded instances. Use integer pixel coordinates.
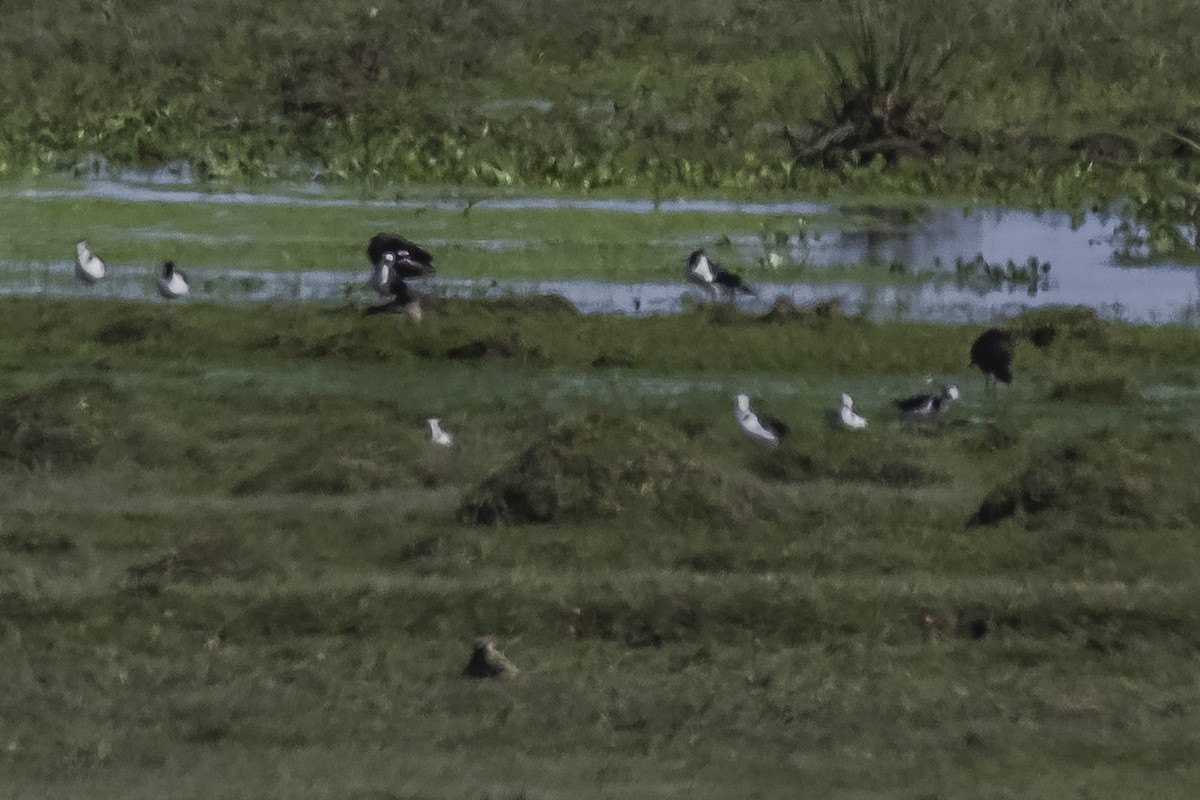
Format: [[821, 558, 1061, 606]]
[[1, 0, 1198, 206], [2, 297, 1200, 796], [5, 1, 1200, 795]]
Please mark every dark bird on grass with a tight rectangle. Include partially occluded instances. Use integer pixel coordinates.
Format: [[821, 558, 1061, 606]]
[[735, 393, 789, 445], [156, 260, 189, 300], [686, 249, 755, 297], [462, 636, 519, 679], [894, 384, 960, 418], [970, 328, 1015, 387], [366, 233, 435, 319], [367, 232, 435, 290], [74, 241, 106, 284]]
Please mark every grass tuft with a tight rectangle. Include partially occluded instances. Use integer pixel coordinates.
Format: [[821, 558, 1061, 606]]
[[0, 379, 115, 469]]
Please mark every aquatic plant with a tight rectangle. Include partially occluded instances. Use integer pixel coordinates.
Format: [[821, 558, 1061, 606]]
[[789, 1, 959, 165], [951, 253, 1052, 295]]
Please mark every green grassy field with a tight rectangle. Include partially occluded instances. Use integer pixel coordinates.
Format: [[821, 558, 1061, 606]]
[[2, 0, 1199, 204], [3, 296, 1200, 797]]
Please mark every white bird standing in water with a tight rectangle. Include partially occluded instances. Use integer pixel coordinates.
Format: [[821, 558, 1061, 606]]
[[156, 260, 190, 299], [428, 418, 454, 447], [832, 393, 869, 430], [735, 393, 789, 446], [74, 241, 106, 284]]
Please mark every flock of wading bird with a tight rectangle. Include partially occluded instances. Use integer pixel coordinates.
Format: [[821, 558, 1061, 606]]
[[70, 233, 1017, 449], [689, 248, 1011, 446]]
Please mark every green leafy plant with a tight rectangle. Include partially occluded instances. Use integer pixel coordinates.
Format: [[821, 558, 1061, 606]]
[[789, 2, 958, 165]]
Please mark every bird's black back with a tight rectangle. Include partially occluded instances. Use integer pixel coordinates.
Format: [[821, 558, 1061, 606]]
[[759, 413, 790, 439], [367, 232, 435, 274], [894, 393, 934, 413], [970, 328, 1014, 382], [714, 267, 755, 294]]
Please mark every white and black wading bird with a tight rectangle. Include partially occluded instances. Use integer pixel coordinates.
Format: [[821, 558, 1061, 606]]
[[366, 232, 436, 320], [830, 393, 869, 430], [894, 384, 960, 418], [686, 249, 755, 298], [427, 418, 454, 447], [156, 260, 189, 300], [735, 394, 789, 445], [74, 241, 106, 284]]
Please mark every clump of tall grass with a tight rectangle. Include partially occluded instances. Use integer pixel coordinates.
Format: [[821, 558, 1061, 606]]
[[790, 2, 958, 164]]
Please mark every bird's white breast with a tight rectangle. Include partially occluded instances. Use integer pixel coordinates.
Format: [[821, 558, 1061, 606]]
[[75, 252, 105, 282], [691, 255, 715, 283], [839, 405, 868, 429], [158, 273, 189, 298], [737, 411, 779, 444], [373, 262, 392, 296]]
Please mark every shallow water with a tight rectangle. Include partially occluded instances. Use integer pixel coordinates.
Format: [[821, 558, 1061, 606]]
[[4, 180, 1200, 324]]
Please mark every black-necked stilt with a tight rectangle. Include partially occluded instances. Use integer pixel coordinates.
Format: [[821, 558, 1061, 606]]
[[686, 249, 755, 298], [735, 394, 789, 445], [428, 418, 453, 446], [156, 261, 189, 299], [831, 393, 868, 430], [74, 241, 106, 284], [970, 328, 1014, 388], [368, 232, 435, 288], [894, 384, 960, 418], [367, 233, 434, 318]]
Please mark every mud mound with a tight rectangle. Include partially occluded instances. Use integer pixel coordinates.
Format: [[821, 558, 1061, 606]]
[[970, 431, 1200, 529], [459, 414, 775, 525]]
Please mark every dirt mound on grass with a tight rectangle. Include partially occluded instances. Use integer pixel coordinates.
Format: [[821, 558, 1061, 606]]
[[459, 413, 777, 525], [970, 430, 1200, 530]]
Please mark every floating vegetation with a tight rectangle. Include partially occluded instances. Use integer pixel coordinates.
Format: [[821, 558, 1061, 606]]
[[755, 216, 819, 270], [951, 254, 1052, 295]]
